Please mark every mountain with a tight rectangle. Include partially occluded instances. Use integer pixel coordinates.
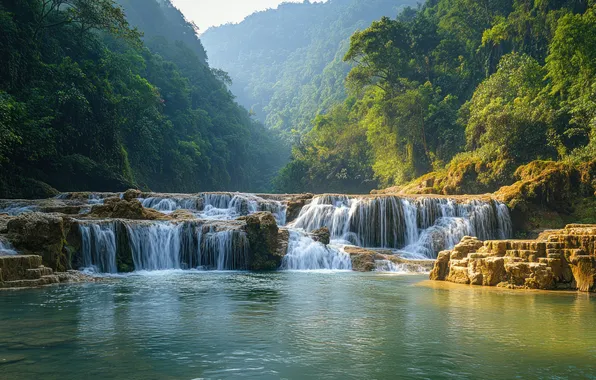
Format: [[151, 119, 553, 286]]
[[201, 0, 418, 140], [0, 0, 284, 198]]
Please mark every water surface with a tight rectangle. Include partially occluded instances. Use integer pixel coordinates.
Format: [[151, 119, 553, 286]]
[[1, 272, 594, 379]]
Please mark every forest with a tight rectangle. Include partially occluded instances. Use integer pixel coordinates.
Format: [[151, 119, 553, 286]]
[[2, 0, 596, 198], [267, 0, 596, 194], [0, 0, 284, 198], [201, 0, 418, 141]]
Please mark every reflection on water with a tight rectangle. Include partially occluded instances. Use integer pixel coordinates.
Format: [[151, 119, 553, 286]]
[[0, 272, 594, 379]]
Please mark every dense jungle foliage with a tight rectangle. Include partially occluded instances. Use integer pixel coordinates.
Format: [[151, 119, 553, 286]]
[[270, 0, 596, 194], [0, 0, 284, 198], [201, 0, 418, 142]]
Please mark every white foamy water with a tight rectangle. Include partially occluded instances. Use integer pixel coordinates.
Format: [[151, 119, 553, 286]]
[[0, 238, 17, 255], [281, 230, 352, 270], [68, 192, 512, 273], [290, 195, 512, 258]]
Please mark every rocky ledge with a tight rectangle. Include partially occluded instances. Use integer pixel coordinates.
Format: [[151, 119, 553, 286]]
[[430, 224, 596, 292], [0, 255, 97, 289]]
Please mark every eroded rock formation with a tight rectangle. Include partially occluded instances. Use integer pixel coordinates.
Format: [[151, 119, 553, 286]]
[[0, 255, 96, 289], [430, 224, 596, 292]]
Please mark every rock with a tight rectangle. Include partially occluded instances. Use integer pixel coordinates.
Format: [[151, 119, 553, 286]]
[[342, 246, 376, 272], [351, 254, 376, 272], [0, 255, 43, 282], [7, 213, 69, 271], [239, 212, 284, 271], [123, 189, 143, 201], [429, 251, 450, 280], [285, 193, 314, 223], [467, 257, 506, 286], [447, 265, 470, 284], [277, 229, 290, 257], [430, 225, 596, 292], [169, 209, 197, 221], [451, 237, 484, 259], [0, 255, 97, 289], [569, 255, 596, 292], [310, 227, 330, 245], [87, 198, 169, 220]]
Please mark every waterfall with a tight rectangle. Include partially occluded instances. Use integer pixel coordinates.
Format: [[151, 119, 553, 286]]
[[289, 195, 512, 258], [77, 220, 251, 273], [139, 192, 287, 225], [79, 222, 118, 273], [140, 197, 200, 213], [281, 230, 352, 270], [200, 227, 249, 270], [126, 222, 185, 271], [374, 260, 429, 273], [0, 238, 17, 255]]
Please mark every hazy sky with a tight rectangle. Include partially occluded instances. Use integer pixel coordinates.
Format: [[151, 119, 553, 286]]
[[171, 0, 326, 33]]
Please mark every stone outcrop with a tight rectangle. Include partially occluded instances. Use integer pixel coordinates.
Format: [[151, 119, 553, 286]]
[[87, 198, 170, 220], [343, 246, 435, 273], [429, 224, 596, 292], [310, 227, 330, 245], [0, 255, 96, 289], [240, 212, 287, 271], [7, 212, 71, 271], [285, 193, 314, 223]]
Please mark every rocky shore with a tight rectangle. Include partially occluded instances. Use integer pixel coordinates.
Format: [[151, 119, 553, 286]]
[[429, 224, 596, 292]]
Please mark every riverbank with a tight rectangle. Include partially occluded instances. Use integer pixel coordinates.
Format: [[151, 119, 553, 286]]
[[429, 224, 596, 292]]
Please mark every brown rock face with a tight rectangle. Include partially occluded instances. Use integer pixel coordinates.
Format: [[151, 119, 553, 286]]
[[342, 246, 376, 272], [88, 198, 169, 220], [240, 212, 284, 271], [310, 227, 331, 245], [429, 224, 596, 292], [0, 255, 97, 289], [429, 251, 450, 280], [7, 213, 70, 271], [285, 194, 314, 223]]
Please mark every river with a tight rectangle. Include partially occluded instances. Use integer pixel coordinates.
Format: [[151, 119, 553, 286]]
[[1, 271, 594, 379]]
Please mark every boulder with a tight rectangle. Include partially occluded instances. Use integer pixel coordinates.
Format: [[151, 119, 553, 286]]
[[447, 265, 470, 284], [429, 251, 450, 280], [467, 257, 506, 286], [310, 227, 330, 245], [239, 212, 284, 270], [123, 189, 143, 201], [88, 198, 169, 220], [569, 255, 596, 292], [7, 213, 69, 271], [342, 246, 376, 272]]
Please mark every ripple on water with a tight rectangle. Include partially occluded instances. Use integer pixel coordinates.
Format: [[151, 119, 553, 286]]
[[0, 272, 594, 380]]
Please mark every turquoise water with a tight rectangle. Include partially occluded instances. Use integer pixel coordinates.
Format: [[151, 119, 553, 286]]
[[1, 272, 595, 379]]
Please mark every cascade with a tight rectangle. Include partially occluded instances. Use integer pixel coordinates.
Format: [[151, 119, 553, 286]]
[[374, 260, 429, 273], [140, 192, 287, 225], [78, 220, 251, 273], [140, 197, 199, 213], [200, 226, 249, 270], [0, 238, 17, 255], [79, 222, 118, 273], [290, 195, 512, 258], [281, 230, 352, 270]]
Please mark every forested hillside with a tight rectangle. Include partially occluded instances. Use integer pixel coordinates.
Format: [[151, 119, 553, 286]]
[[0, 0, 283, 198], [201, 0, 417, 140], [274, 0, 596, 194]]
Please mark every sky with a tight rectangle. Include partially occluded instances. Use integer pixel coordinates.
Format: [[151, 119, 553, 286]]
[[171, 0, 326, 33]]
